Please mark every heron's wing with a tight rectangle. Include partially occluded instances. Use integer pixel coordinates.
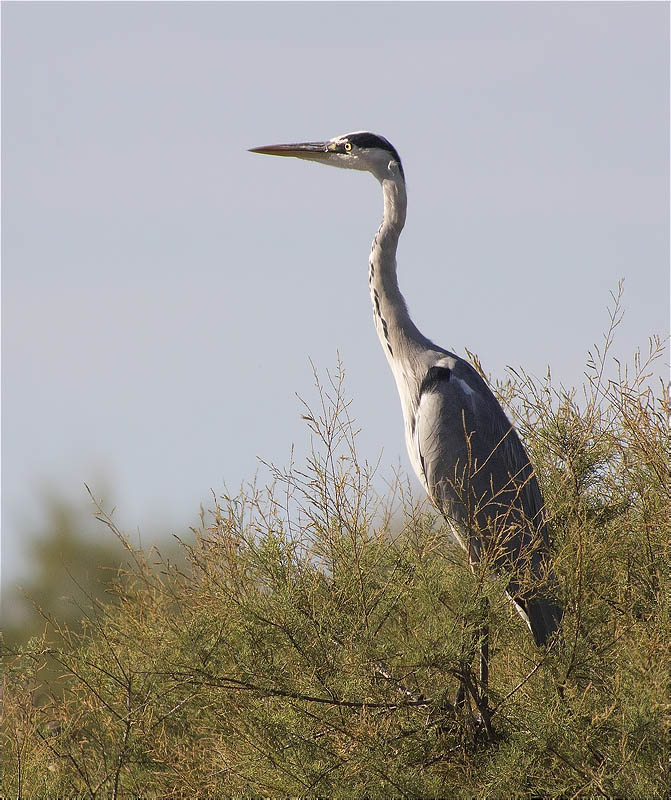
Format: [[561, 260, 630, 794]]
[[413, 358, 544, 543], [413, 357, 562, 644]]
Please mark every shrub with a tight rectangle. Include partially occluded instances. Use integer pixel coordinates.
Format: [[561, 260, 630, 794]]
[[3, 294, 669, 798]]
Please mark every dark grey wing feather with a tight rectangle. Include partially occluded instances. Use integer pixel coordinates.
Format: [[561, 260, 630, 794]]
[[414, 358, 562, 645]]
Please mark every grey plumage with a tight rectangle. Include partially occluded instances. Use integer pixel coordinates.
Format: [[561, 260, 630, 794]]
[[413, 355, 562, 645], [250, 131, 562, 648]]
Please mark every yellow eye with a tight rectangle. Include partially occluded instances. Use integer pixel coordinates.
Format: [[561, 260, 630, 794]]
[[344, 142, 352, 152]]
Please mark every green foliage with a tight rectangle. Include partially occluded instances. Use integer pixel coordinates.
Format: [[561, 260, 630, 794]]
[[2, 496, 132, 650], [2, 297, 669, 798], [2, 492, 187, 717]]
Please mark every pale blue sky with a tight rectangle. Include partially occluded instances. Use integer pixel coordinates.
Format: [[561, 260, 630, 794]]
[[3, 2, 669, 585]]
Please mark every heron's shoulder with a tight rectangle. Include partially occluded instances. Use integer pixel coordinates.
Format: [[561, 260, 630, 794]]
[[420, 351, 491, 400]]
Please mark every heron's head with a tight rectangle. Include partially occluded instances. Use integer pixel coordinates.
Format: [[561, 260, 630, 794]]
[[249, 131, 404, 183]]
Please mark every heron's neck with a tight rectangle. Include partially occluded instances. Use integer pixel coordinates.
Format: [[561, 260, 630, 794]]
[[369, 177, 430, 364]]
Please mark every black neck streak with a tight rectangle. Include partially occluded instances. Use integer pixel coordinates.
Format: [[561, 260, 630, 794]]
[[368, 177, 426, 360]]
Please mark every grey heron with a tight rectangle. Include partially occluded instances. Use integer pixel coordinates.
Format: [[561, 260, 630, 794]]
[[250, 131, 563, 719]]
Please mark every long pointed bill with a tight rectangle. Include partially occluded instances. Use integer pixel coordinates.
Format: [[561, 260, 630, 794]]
[[249, 141, 331, 162]]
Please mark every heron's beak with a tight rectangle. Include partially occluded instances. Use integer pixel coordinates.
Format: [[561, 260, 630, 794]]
[[249, 141, 331, 162]]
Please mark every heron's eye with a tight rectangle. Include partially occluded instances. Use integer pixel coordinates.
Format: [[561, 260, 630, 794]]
[[344, 142, 352, 152]]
